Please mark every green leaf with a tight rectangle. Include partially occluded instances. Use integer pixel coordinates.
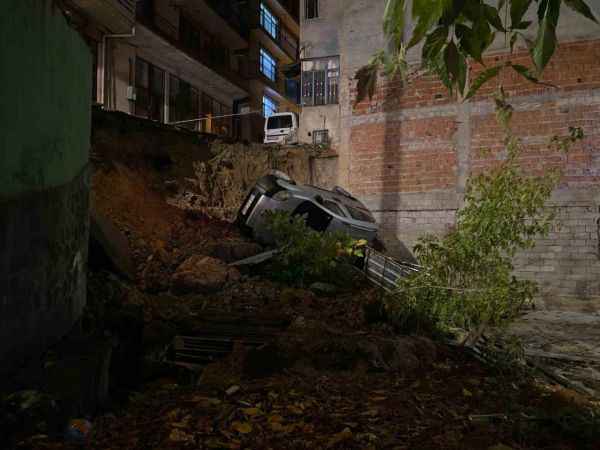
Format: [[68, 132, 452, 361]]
[[483, 4, 506, 31], [408, 0, 447, 48], [510, 0, 534, 28], [464, 65, 503, 100], [510, 64, 539, 83], [564, 0, 599, 23], [422, 26, 449, 61], [383, 0, 407, 47], [531, 0, 560, 72], [456, 21, 493, 65], [440, 0, 466, 25], [511, 64, 557, 87]]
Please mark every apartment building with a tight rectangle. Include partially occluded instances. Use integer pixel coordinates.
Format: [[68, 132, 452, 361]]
[[300, 0, 600, 312], [240, 0, 301, 141], [62, 0, 300, 141]]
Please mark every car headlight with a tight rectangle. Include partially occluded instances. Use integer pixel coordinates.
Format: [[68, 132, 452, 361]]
[[273, 190, 291, 201]]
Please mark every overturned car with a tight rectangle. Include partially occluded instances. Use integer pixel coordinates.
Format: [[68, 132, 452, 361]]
[[236, 171, 379, 245]]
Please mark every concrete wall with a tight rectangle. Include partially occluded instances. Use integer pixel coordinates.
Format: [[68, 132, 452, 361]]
[[299, 0, 344, 150], [0, 0, 91, 373]]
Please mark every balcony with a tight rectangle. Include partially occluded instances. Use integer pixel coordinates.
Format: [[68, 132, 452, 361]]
[[66, 0, 135, 33], [258, 6, 299, 60], [134, 6, 248, 99], [170, 0, 249, 49]]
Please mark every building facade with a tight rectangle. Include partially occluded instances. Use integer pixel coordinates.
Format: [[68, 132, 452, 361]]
[[300, 0, 600, 312], [63, 0, 300, 141]]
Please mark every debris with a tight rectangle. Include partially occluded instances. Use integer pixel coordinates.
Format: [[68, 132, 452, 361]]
[[225, 385, 240, 396], [171, 256, 241, 294], [229, 248, 280, 267]]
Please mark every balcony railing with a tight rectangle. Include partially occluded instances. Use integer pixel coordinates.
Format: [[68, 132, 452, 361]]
[[136, 6, 247, 91], [205, 0, 249, 39]]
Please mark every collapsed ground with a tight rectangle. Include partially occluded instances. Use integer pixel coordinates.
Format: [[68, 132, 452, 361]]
[[4, 113, 600, 449]]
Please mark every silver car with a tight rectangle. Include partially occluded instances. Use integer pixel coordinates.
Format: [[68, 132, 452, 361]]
[[236, 171, 379, 245]]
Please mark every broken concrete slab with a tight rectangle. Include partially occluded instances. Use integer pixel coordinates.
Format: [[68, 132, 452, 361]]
[[89, 210, 135, 280]]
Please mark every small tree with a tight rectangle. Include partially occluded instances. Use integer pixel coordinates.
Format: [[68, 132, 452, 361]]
[[388, 90, 583, 342]]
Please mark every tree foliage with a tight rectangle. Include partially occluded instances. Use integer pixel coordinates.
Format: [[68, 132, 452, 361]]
[[264, 211, 366, 286], [356, 0, 598, 103]]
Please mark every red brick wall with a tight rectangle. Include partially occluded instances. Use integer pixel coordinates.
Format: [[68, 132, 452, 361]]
[[350, 40, 600, 196]]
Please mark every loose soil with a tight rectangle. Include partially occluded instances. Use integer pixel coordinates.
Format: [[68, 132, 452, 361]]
[[10, 126, 599, 450]]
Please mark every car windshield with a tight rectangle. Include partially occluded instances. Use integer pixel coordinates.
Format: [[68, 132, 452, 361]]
[[267, 115, 293, 130], [346, 205, 375, 223]]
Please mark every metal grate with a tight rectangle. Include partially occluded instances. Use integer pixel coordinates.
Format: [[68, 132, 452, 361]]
[[363, 247, 422, 292], [312, 129, 329, 145]]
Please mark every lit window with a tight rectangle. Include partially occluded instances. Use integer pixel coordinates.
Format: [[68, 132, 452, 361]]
[[305, 0, 318, 19], [260, 3, 279, 40], [262, 95, 278, 117], [260, 48, 277, 82]]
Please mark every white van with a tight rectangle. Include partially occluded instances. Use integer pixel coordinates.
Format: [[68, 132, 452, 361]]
[[263, 112, 299, 145]]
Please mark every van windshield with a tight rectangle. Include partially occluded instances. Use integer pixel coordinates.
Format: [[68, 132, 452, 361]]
[[267, 115, 293, 130]]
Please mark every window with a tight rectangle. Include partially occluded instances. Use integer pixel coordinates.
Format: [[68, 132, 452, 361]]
[[260, 3, 279, 40], [260, 48, 277, 82], [301, 56, 340, 106], [135, 58, 165, 122], [305, 0, 318, 19], [346, 206, 376, 223], [323, 200, 344, 217], [169, 75, 199, 128], [267, 114, 293, 129], [262, 95, 278, 117]]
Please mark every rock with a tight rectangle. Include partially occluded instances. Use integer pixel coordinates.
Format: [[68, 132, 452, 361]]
[[171, 256, 241, 294], [89, 211, 135, 280], [309, 282, 338, 296], [208, 241, 264, 264]]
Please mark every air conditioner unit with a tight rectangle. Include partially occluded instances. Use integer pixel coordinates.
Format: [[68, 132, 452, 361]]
[[312, 129, 329, 145], [127, 86, 136, 101]]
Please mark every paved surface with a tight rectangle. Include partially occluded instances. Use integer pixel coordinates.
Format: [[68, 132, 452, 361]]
[[509, 310, 600, 397]]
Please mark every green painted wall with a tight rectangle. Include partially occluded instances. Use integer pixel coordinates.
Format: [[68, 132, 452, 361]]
[[0, 0, 91, 198]]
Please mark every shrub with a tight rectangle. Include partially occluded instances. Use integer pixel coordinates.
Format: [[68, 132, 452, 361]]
[[263, 210, 365, 287]]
